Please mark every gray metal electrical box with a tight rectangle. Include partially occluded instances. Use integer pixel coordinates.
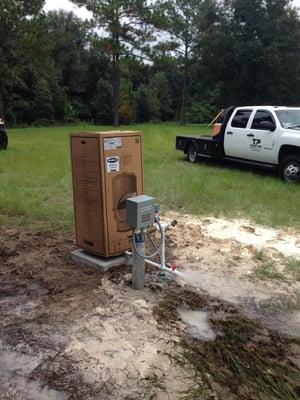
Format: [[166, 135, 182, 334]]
[[126, 195, 156, 229]]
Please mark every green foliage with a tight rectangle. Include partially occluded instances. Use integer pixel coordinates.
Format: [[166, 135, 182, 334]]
[[153, 0, 206, 125], [34, 79, 54, 122], [200, 0, 300, 107], [90, 78, 113, 124], [71, 0, 155, 125], [1, 0, 300, 125], [0, 1, 46, 117], [135, 85, 160, 122], [187, 101, 217, 124], [46, 11, 94, 120], [150, 72, 172, 121], [71, 0, 153, 56]]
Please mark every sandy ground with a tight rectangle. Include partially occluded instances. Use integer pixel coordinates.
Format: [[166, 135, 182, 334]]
[[165, 212, 300, 258], [165, 212, 300, 336], [0, 215, 299, 399], [0, 229, 189, 400]]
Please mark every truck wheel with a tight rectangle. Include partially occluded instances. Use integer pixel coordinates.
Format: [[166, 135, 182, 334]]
[[187, 143, 198, 163], [279, 155, 300, 183], [0, 130, 8, 150]]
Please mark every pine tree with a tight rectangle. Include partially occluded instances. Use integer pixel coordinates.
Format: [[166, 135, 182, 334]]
[[155, 0, 204, 125], [71, 0, 153, 126]]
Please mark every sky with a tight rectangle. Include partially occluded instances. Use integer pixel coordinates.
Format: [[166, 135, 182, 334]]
[[44, 0, 300, 19], [44, 0, 92, 19]]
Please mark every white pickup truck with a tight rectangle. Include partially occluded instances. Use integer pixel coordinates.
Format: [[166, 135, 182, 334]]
[[176, 106, 300, 183]]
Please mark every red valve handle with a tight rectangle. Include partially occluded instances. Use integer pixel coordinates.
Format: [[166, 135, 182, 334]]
[[170, 263, 177, 271]]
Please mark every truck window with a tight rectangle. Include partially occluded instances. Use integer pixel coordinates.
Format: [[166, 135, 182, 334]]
[[231, 110, 252, 128], [251, 110, 275, 130], [275, 109, 300, 129]]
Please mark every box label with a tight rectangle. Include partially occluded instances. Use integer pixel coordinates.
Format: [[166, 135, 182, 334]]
[[106, 156, 120, 172], [104, 137, 122, 151]]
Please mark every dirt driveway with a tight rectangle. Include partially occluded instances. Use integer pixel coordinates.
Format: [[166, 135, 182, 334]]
[[0, 216, 299, 399]]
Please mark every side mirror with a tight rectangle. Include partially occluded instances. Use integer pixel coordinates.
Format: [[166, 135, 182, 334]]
[[258, 121, 276, 131]]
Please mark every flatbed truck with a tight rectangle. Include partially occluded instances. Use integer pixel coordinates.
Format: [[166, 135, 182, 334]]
[[176, 106, 300, 183]]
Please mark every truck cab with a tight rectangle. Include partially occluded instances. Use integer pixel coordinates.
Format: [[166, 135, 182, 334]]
[[176, 106, 300, 183], [224, 106, 299, 163]]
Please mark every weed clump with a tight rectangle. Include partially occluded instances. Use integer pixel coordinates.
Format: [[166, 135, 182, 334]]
[[253, 250, 300, 282]]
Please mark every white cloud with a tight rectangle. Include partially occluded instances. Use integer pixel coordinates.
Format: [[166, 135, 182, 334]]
[[44, 0, 300, 19], [44, 0, 92, 19]]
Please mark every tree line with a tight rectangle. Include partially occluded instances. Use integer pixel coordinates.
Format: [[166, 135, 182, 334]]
[[1, 0, 300, 127]]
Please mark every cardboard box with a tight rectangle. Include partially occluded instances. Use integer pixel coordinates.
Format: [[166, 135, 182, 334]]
[[70, 131, 144, 257]]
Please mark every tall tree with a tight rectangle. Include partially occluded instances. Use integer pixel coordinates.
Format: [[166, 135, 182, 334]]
[[71, 0, 153, 126], [200, 0, 300, 106], [0, 0, 45, 118], [46, 11, 93, 120], [156, 0, 204, 125]]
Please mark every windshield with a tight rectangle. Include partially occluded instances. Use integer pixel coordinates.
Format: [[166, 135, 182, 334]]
[[275, 109, 300, 130]]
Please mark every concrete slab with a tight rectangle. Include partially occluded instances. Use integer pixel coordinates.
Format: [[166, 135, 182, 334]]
[[71, 249, 129, 272]]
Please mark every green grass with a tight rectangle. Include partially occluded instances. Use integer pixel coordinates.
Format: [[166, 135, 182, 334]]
[[253, 250, 300, 282], [253, 261, 285, 281], [0, 123, 299, 230], [285, 258, 300, 281]]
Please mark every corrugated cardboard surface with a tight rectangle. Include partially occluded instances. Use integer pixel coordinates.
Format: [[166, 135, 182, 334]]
[[70, 131, 143, 257]]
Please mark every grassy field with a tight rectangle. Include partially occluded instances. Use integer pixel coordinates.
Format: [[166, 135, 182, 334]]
[[0, 123, 299, 231]]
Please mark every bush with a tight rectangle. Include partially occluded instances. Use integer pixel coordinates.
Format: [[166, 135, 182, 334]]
[[187, 101, 218, 124], [119, 101, 134, 125]]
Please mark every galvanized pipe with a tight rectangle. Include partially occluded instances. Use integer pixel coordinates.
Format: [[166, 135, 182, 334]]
[[131, 234, 145, 290]]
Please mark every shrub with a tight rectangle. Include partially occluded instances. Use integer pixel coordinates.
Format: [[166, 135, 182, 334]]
[[119, 101, 134, 125], [187, 101, 218, 124]]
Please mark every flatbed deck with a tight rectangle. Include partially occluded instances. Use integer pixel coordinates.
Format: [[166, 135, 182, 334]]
[[176, 135, 223, 159]]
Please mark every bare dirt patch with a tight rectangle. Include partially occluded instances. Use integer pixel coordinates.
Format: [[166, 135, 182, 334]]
[[0, 227, 188, 399], [0, 216, 300, 399], [164, 212, 300, 337], [165, 212, 300, 259]]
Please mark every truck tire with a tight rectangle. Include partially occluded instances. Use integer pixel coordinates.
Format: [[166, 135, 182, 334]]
[[0, 128, 8, 150], [279, 155, 300, 183], [187, 143, 198, 163]]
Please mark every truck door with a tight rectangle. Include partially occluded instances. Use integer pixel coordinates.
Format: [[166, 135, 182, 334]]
[[245, 110, 277, 163], [224, 109, 253, 159]]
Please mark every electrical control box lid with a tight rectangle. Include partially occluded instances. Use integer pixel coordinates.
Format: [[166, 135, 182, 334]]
[[127, 195, 155, 204], [125, 195, 156, 229]]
